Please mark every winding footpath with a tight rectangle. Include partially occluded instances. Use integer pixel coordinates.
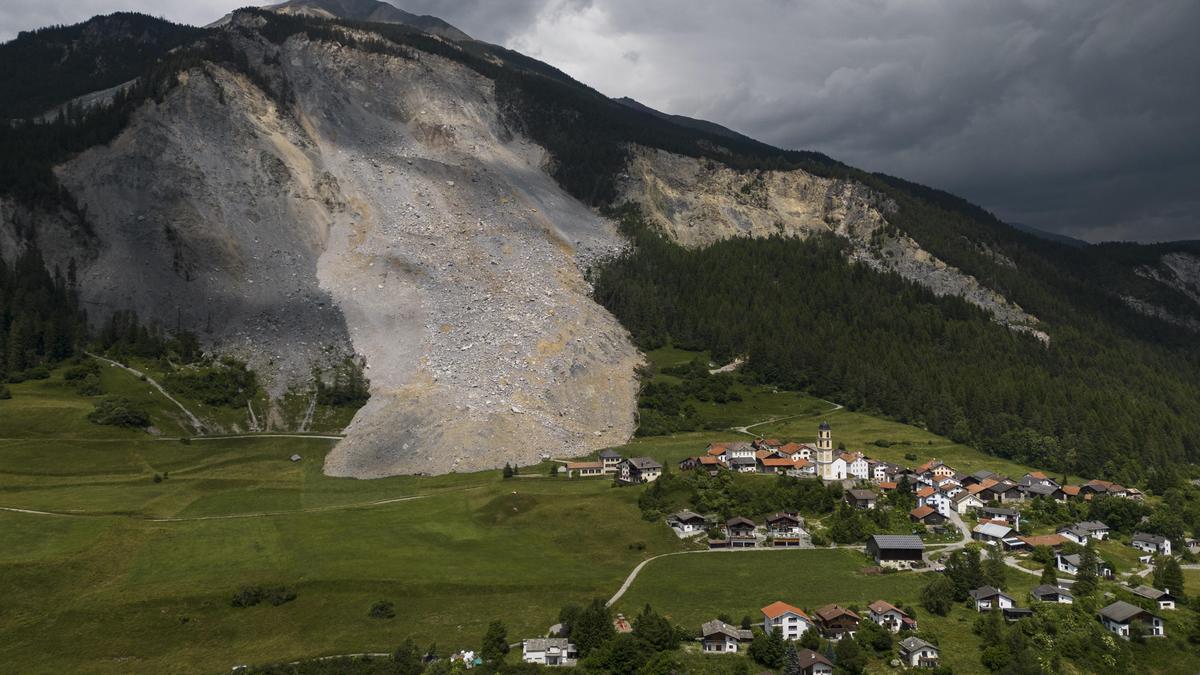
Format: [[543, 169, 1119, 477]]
[[86, 351, 207, 434]]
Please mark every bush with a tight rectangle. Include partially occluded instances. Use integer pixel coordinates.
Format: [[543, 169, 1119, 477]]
[[76, 374, 103, 396], [0, 384, 10, 400], [63, 361, 100, 381], [87, 396, 151, 427], [231, 585, 296, 608], [369, 600, 395, 619], [874, 439, 892, 447]]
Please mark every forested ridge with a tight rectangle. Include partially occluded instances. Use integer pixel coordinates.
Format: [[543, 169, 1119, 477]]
[[593, 210, 1200, 485]]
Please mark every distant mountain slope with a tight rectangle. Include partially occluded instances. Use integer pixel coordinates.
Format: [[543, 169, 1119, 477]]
[[0, 13, 205, 120], [265, 0, 470, 40], [612, 96, 747, 141], [1008, 221, 1089, 248]]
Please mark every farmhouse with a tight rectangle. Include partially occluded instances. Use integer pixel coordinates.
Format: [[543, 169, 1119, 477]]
[[1131, 585, 1178, 610], [1099, 601, 1165, 639], [981, 506, 1020, 529], [843, 452, 870, 480], [618, 457, 662, 484], [766, 512, 804, 536], [909, 505, 945, 526], [566, 461, 605, 478], [762, 601, 813, 640], [1056, 552, 1114, 578], [1030, 584, 1073, 604], [866, 534, 924, 569], [972, 521, 1013, 545], [868, 599, 917, 633], [667, 510, 707, 535], [969, 586, 1015, 611], [700, 620, 753, 653], [845, 489, 877, 510], [953, 491, 985, 514], [1131, 532, 1172, 556], [898, 636, 940, 668], [521, 638, 577, 666], [813, 604, 860, 640], [598, 449, 622, 473], [1057, 521, 1110, 544]]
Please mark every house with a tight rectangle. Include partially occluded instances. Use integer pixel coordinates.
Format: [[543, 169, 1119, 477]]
[[813, 604, 860, 640], [727, 442, 756, 462], [1057, 552, 1114, 578], [677, 457, 700, 472], [1003, 607, 1035, 622], [729, 456, 758, 473], [869, 460, 897, 483], [700, 620, 753, 653], [924, 488, 954, 517], [866, 534, 924, 569], [762, 601, 813, 640], [982, 479, 1023, 503], [973, 522, 1014, 545], [788, 458, 816, 477], [845, 489, 877, 510], [843, 452, 870, 480], [617, 457, 662, 483], [760, 456, 798, 474], [868, 599, 916, 633], [969, 586, 1015, 611], [1131, 532, 1172, 557], [1021, 483, 1065, 501], [794, 649, 833, 675], [1061, 485, 1081, 500], [705, 443, 729, 463], [1099, 601, 1165, 639], [1030, 584, 1073, 604], [898, 636, 940, 668], [1019, 471, 1059, 489], [726, 517, 757, 546], [599, 449, 622, 473], [981, 506, 1021, 530], [521, 638, 577, 666], [953, 491, 985, 514], [1057, 520, 1109, 544], [1083, 479, 1128, 499], [566, 461, 605, 478], [668, 510, 707, 535], [909, 505, 945, 526], [766, 512, 804, 536], [1131, 585, 1178, 610], [962, 469, 998, 487]]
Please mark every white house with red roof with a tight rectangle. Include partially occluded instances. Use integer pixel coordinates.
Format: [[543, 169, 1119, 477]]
[[762, 601, 813, 640]]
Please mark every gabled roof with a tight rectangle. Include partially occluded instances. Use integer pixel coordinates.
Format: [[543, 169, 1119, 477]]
[[1131, 585, 1174, 601], [761, 457, 795, 467], [899, 636, 937, 653], [814, 604, 860, 622], [699, 456, 721, 465], [868, 534, 924, 550], [1061, 485, 1081, 496], [878, 481, 898, 490], [1132, 532, 1168, 545], [973, 522, 1013, 539], [706, 445, 728, 456], [796, 648, 832, 669], [762, 601, 809, 620], [726, 516, 755, 528], [779, 442, 804, 454], [910, 505, 937, 519], [627, 457, 662, 470], [670, 510, 705, 523], [523, 637, 571, 652], [1019, 534, 1066, 548], [701, 619, 752, 641], [916, 486, 935, 498], [969, 586, 1012, 601], [766, 512, 800, 524], [1099, 600, 1158, 623], [982, 506, 1017, 516], [847, 489, 877, 500], [1030, 584, 1071, 599], [566, 461, 604, 470], [868, 599, 908, 617]]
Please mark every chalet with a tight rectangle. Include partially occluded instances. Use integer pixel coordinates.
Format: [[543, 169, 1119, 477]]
[[668, 510, 707, 535], [677, 457, 700, 472], [697, 455, 723, 474], [969, 586, 1015, 612], [760, 456, 798, 474], [867, 600, 916, 633], [845, 489, 877, 510], [1126, 487, 1145, 501], [700, 620, 753, 653], [1019, 471, 1058, 488], [961, 469, 998, 487], [521, 638, 577, 666], [982, 479, 1023, 503], [766, 512, 804, 536], [981, 506, 1021, 529], [869, 460, 898, 483], [972, 521, 1014, 545], [618, 457, 662, 484], [762, 601, 813, 640], [1131, 532, 1172, 556], [866, 534, 924, 569], [1131, 585, 1178, 610], [876, 481, 898, 494], [794, 649, 833, 675], [1030, 584, 1073, 604], [599, 449, 622, 473], [1082, 479, 1128, 499], [1099, 601, 1165, 639], [922, 487, 954, 517], [729, 456, 757, 473], [843, 452, 870, 480], [813, 604, 860, 640], [726, 517, 757, 545], [909, 505, 945, 526], [898, 637, 940, 669], [1061, 485, 1081, 500], [1020, 483, 1065, 501], [566, 461, 605, 478], [755, 438, 783, 450], [916, 459, 955, 480], [727, 442, 756, 462], [705, 443, 729, 463], [1057, 521, 1110, 544], [1057, 552, 1114, 578]]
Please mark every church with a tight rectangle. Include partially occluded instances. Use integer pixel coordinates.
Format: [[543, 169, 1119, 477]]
[[813, 421, 847, 481]]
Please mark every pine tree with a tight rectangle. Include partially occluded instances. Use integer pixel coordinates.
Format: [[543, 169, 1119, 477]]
[[1040, 557, 1058, 585], [1074, 541, 1099, 596], [983, 544, 1008, 589], [571, 598, 615, 657], [782, 642, 802, 675], [1156, 557, 1186, 598], [480, 619, 509, 665], [502, 462, 514, 479]]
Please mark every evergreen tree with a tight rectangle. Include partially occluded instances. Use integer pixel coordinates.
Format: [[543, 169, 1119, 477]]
[[1155, 557, 1186, 598], [983, 543, 1008, 589], [479, 620, 509, 666], [391, 638, 425, 675], [922, 576, 957, 616], [1040, 557, 1058, 586], [834, 635, 866, 674], [747, 627, 785, 668], [502, 463, 514, 479], [631, 604, 676, 651], [1074, 541, 1099, 596], [571, 598, 615, 657], [781, 642, 802, 675]]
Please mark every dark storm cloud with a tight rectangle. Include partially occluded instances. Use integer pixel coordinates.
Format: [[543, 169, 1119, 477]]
[[4, 1, 1197, 242]]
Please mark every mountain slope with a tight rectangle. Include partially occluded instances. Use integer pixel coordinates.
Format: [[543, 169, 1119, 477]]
[[265, 0, 470, 40]]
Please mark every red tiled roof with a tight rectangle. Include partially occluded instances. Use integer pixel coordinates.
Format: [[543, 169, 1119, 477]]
[[868, 599, 907, 616], [1019, 534, 1066, 548], [762, 601, 809, 620], [699, 456, 721, 465], [814, 604, 860, 622], [762, 457, 795, 467], [910, 505, 936, 519], [916, 486, 935, 498], [566, 461, 603, 470], [779, 442, 803, 454], [1062, 485, 1081, 496]]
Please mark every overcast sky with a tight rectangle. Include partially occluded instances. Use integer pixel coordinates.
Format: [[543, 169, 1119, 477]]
[[3, 1, 1198, 243]]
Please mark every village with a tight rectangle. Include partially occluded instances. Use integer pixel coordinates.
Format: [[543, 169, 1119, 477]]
[[536, 422, 1191, 670]]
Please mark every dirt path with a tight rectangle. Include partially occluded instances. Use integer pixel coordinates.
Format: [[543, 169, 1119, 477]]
[[86, 352, 207, 434], [731, 398, 843, 437]]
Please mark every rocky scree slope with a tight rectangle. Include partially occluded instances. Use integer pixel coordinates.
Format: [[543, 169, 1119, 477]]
[[1, 19, 639, 476], [618, 146, 1046, 339]]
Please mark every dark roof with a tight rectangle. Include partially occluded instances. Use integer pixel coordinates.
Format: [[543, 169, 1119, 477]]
[[982, 506, 1017, 516], [766, 512, 800, 524], [701, 620, 752, 641], [969, 586, 1011, 601], [1030, 584, 1071, 599], [868, 534, 924, 550], [627, 457, 662, 470], [796, 648, 833, 668], [670, 510, 705, 523], [899, 636, 937, 653], [1132, 532, 1168, 545], [1131, 585, 1174, 601], [730, 456, 757, 466], [598, 449, 621, 459], [847, 489, 877, 500], [1099, 600, 1158, 623], [726, 516, 755, 528], [1022, 484, 1061, 496], [971, 470, 998, 480], [819, 421, 831, 430]]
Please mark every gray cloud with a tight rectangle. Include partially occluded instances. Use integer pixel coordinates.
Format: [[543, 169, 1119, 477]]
[[4, 0, 1197, 242]]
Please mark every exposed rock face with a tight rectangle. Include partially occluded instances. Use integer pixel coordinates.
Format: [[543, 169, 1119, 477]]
[[618, 146, 1046, 339], [1130, 252, 1200, 331], [4, 26, 638, 475]]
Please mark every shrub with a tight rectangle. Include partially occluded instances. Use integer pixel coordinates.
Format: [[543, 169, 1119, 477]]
[[22, 366, 50, 380], [369, 600, 396, 619], [75, 374, 103, 396], [63, 361, 100, 381], [231, 585, 296, 608], [87, 396, 151, 427], [873, 439, 892, 447], [0, 384, 10, 400]]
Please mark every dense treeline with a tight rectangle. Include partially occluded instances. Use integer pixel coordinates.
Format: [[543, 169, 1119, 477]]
[[593, 212, 1200, 484], [0, 244, 87, 382]]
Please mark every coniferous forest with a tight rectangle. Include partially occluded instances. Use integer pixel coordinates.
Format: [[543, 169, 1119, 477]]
[[593, 210, 1200, 486]]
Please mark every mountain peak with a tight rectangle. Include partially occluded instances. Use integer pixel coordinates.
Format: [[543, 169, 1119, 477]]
[[265, 0, 470, 40]]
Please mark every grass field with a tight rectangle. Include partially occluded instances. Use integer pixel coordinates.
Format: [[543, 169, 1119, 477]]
[[1, 352, 1194, 673]]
